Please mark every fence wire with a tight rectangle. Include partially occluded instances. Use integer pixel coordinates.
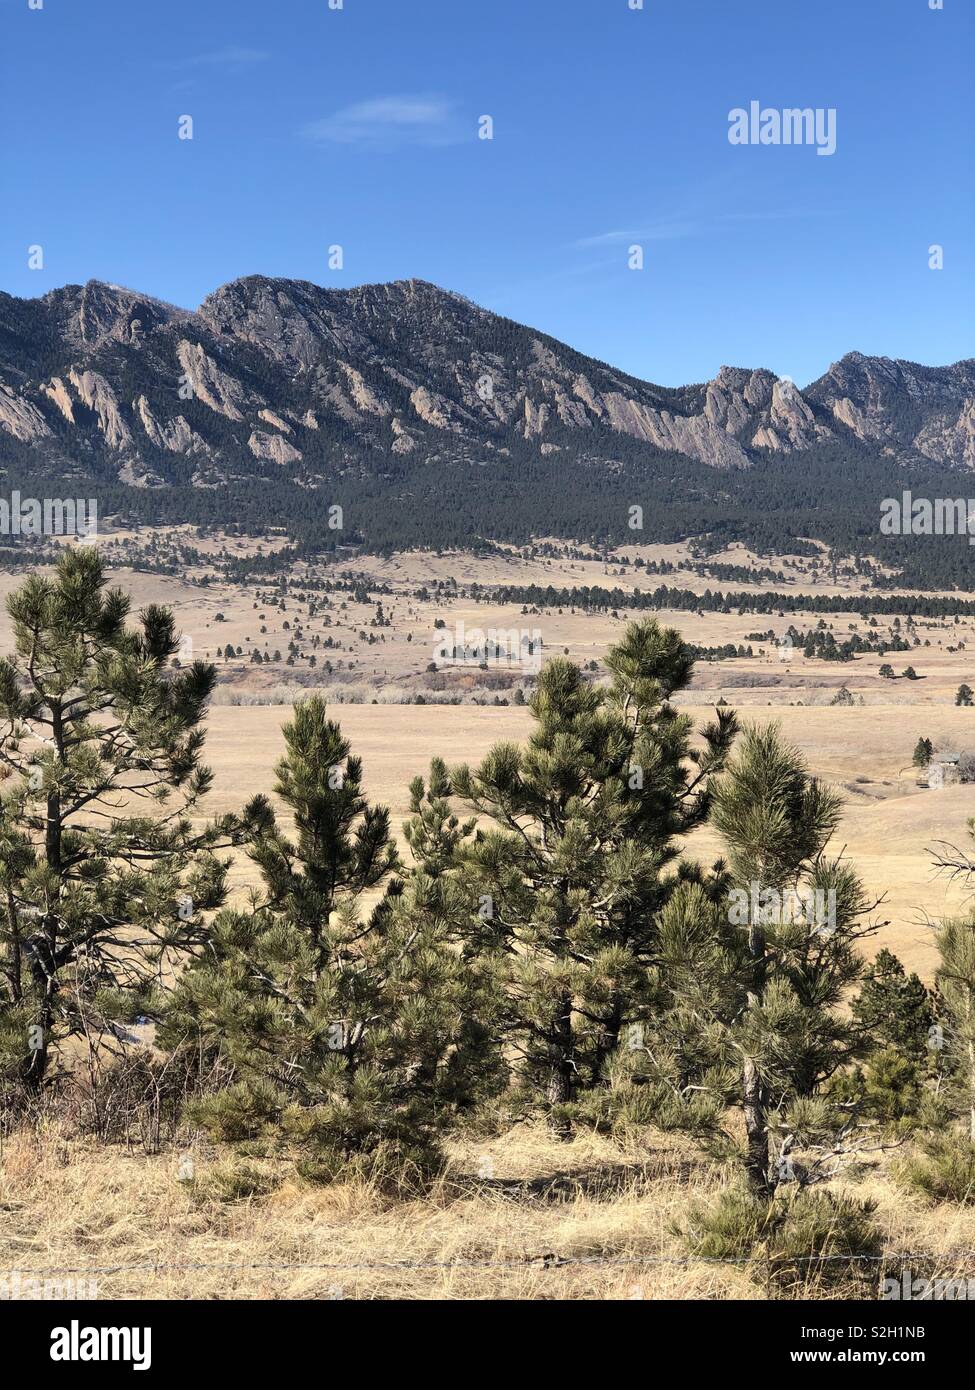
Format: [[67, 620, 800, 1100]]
[[7, 1250, 975, 1277]]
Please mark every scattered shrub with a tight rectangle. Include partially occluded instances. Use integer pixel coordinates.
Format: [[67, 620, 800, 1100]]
[[678, 1185, 882, 1294], [898, 1132, 975, 1205]]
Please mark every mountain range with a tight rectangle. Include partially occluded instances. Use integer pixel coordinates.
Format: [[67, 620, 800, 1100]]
[[2, 276, 974, 487]]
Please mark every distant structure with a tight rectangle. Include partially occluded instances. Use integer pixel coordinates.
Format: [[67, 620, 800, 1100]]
[[927, 753, 960, 789]]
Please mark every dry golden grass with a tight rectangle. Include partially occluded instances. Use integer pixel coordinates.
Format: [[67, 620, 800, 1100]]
[[7, 535, 975, 703], [5, 536, 975, 1299], [0, 1122, 735, 1300], [4, 1121, 975, 1301], [196, 702, 975, 981]]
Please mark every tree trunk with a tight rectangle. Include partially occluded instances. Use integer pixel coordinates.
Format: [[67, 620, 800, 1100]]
[[21, 704, 64, 1092], [743, 1053, 770, 1196], [594, 994, 624, 1083], [743, 908, 770, 1196], [21, 932, 56, 1091], [547, 992, 575, 1140], [6, 886, 22, 1002]]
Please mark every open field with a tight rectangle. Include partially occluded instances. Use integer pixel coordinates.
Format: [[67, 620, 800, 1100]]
[[4, 1120, 975, 1301], [4, 532, 975, 1301], [4, 534, 975, 976], [17, 532, 975, 705], [196, 702, 975, 982]]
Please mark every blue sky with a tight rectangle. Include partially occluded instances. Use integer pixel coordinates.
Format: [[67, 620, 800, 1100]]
[[1, 0, 972, 386]]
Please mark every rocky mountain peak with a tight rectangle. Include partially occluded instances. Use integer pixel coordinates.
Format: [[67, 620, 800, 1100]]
[[40, 280, 187, 353], [1, 275, 972, 484]]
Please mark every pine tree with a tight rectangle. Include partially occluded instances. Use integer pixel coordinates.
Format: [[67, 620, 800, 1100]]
[[912, 737, 933, 768], [448, 619, 738, 1137], [859, 1045, 923, 1126], [852, 948, 933, 1057], [712, 726, 877, 1192], [618, 725, 877, 1195], [403, 757, 477, 879], [956, 684, 973, 707], [931, 915, 975, 1141], [898, 912, 975, 1201], [606, 876, 741, 1142], [0, 548, 256, 1096], [162, 699, 502, 1178]]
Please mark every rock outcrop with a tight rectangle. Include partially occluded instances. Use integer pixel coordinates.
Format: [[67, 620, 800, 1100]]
[[0, 275, 971, 483]]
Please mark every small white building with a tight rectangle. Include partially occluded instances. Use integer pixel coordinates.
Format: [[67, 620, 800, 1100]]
[[928, 753, 960, 789]]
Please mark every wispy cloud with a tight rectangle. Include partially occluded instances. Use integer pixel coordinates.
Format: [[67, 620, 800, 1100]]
[[164, 47, 270, 71], [571, 168, 844, 251], [574, 221, 703, 249], [717, 208, 838, 224], [304, 95, 463, 148], [575, 206, 835, 250]]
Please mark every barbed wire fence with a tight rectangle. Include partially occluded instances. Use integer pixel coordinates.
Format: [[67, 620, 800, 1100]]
[[7, 1249, 975, 1277]]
